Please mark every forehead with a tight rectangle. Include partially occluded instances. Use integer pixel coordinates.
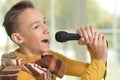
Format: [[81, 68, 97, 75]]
[[18, 8, 44, 24]]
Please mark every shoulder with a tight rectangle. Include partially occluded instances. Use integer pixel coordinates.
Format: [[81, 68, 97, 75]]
[[48, 50, 68, 60], [48, 50, 62, 57]]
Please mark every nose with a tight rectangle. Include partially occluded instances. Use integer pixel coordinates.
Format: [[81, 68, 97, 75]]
[[43, 24, 50, 34]]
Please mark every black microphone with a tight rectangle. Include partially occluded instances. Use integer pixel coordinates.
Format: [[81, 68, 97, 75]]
[[55, 31, 81, 42]]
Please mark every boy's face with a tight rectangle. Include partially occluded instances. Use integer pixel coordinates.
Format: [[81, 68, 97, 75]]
[[16, 8, 50, 54]]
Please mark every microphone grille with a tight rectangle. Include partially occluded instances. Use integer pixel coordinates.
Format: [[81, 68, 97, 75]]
[[55, 31, 68, 42]]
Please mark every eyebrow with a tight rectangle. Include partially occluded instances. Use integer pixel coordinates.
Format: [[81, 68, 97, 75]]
[[30, 16, 46, 27], [30, 17, 46, 27], [30, 21, 40, 27]]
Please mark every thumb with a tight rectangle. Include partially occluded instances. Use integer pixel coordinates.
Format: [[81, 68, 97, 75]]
[[78, 37, 86, 45]]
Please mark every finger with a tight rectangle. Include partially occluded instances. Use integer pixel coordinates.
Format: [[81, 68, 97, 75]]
[[85, 26, 92, 37], [103, 35, 106, 43], [89, 25, 95, 38], [77, 27, 86, 45], [85, 25, 93, 43], [83, 28, 90, 43], [77, 28, 82, 38], [98, 33, 103, 44], [79, 27, 89, 43], [102, 35, 107, 47], [78, 37, 85, 45], [94, 32, 99, 45]]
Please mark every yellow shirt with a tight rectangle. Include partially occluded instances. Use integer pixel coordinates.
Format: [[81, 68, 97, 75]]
[[15, 50, 105, 80]]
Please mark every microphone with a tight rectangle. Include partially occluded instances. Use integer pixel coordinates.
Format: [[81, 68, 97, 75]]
[[55, 31, 81, 42]]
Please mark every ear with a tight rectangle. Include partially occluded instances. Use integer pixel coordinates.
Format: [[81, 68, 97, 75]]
[[11, 33, 23, 44]]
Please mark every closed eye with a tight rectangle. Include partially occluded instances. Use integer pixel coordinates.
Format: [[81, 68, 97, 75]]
[[33, 25, 39, 29]]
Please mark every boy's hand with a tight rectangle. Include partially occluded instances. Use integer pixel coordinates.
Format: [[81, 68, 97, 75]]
[[88, 32, 108, 63], [77, 25, 108, 63], [77, 25, 95, 45]]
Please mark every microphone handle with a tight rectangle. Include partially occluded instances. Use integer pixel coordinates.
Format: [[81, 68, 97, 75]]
[[67, 33, 81, 40]]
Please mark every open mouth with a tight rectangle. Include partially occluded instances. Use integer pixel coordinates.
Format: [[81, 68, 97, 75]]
[[41, 39, 49, 43]]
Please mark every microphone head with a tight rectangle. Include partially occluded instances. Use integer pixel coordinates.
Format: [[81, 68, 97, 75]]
[[55, 31, 68, 42]]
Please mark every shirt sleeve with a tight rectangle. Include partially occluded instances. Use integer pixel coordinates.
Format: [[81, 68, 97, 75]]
[[49, 50, 106, 80], [80, 59, 106, 80], [49, 50, 89, 77]]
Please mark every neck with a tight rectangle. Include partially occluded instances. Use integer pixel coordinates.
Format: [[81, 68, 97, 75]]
[[19, 46, 42, 57]]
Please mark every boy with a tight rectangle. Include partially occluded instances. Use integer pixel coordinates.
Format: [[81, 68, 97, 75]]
[[0, 1, 108, 80]]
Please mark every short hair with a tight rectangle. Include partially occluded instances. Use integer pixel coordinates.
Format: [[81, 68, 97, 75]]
[[3, 1, 34, 38]]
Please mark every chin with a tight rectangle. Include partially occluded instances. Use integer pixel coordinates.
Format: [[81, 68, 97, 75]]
[[43, 48, 50, 52]]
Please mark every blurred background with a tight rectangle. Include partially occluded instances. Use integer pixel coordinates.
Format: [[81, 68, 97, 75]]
[[0, 0, 120, 80]]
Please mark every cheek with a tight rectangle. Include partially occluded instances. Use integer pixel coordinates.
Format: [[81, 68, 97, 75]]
[[21, 29, 43, 45], [22, 35, 39, 46], [23, 31, 42, 41], [24, 36, 41, 49], [29, 35, 41, 43]]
